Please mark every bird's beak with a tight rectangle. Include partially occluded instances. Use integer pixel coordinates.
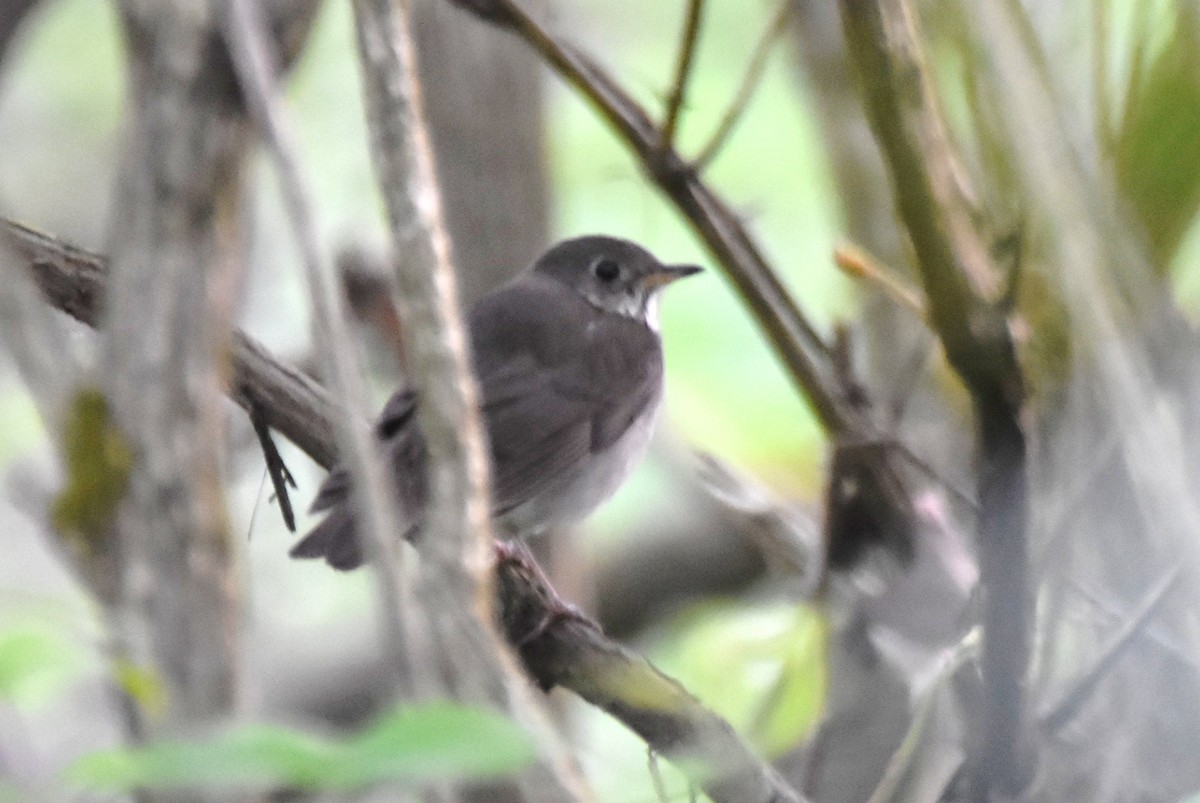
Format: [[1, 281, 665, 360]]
[[642, 263, 704, 289]]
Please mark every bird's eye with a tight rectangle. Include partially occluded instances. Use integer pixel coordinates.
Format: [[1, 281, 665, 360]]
[[592, 258, 621, 283]]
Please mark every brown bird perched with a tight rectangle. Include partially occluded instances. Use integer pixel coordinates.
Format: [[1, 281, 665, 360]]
[[291, 235, 702, 569]]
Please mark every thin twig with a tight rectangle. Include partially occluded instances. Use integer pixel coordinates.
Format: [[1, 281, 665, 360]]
[[647, 748, 670, 802], [833, 242, 927, 319], [1065, 577, 1196, 671], [866, 631, 979, 803], [1042, 567, 1182, 734], [694, 0, 793, 169], [661, 0, 705, 150], [245, 389, 297, 532], [223, 0, 417, 694]]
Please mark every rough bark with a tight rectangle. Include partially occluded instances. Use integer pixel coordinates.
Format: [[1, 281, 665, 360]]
[[103, 0, 250, 743]]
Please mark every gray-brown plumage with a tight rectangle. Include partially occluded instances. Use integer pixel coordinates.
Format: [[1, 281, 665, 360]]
[[291, 236, 701, 569]]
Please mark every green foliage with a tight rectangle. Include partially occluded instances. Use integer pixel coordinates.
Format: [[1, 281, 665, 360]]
[[0, 389, 44, 466], [67, 701, 536, 793], [0, 623, 83, 708], [653, 600, 826, 757], [112, 658, 167, 721], [50, 388, 132, 541], [1114, 6, 1200, 269], [0, 780, 23, 803]]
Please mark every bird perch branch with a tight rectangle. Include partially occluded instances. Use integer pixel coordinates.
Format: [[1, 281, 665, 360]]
[[3, 218, 805, 803]]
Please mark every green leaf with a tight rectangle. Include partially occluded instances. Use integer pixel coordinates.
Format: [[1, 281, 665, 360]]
[[0, 624, 81, 706], [653, 601, 827, 757], [69, 724, 337, 791], [1115, 6, 1200, 268], [51, 388, 133, 541], [332, 702, 536, 787], [67, 702, 535, 793], [112, 659, 166, 720]]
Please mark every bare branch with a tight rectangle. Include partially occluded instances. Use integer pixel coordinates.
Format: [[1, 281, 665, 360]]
[[661, 0, 704, 150], [497, 543, 807, 803]]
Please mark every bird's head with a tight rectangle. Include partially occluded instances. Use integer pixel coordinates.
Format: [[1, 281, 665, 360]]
[[532, 235, 702, 329]]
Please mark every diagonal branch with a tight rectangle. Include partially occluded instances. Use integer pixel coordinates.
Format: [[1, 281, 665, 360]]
[[445, 0, 844, 434], [4, 218, 805, 803], [444, 0, 927, 569]]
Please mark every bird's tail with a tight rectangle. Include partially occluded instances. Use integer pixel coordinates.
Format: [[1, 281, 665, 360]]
[[290, 504, 365, 570]]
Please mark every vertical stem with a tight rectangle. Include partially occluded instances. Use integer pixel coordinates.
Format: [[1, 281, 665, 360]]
[[223, 0, 420, 698], [838, 0, 1032, 794], [975, 398, 1031, 796], [661, 0, 704, 148], [351, 1, 586, 799], [106, 0, 243, 739]]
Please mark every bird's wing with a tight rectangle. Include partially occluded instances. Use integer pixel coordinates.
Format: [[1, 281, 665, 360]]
[[308, 388, 421, 514], [470, 277, 663, 514], [293, 387, 426, 569]]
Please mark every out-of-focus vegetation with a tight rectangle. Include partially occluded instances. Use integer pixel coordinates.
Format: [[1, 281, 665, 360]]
[[5, 0, 1200, 799], [67, 702, 535, 794], [0, 1, 841, 797]]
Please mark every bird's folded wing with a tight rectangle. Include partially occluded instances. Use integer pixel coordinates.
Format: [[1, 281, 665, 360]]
[[307, 388, 427, 521], [481, 355, 594, 514], [477, 329, 663, 515]]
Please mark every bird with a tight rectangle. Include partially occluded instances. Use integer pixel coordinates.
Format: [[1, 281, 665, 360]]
[[290, 235, 702, 569]]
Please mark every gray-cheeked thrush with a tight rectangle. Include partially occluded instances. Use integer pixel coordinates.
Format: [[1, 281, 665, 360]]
[[290, 235, 702, 569]]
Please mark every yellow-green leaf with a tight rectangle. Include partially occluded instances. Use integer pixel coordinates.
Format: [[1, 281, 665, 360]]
[[1115, 7, 1200, 268], [51, 388, 133, 541]]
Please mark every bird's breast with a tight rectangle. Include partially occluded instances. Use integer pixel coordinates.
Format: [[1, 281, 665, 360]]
[[498, 389, 663, 536]]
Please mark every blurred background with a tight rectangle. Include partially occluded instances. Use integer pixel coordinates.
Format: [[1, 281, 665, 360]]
[[5, 0, 1200, 801], [0, 2, 838, 800]]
